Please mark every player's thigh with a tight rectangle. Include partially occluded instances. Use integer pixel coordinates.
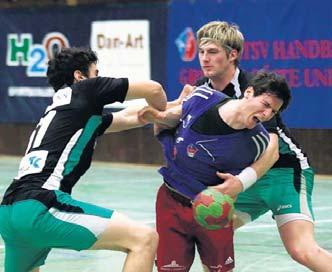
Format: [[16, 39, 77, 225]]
[[156, 217, 195, 272], [11, 197, 114, 251], [156, 184, 196, 271], [234, 183, 269, 227], [4, 243, 50, 272], [196, 226, 234, 272], [270, 168, 315, 227], [90, 211, 157, 251], [278, 219, 315, 252], [0, 203, 50, 272]]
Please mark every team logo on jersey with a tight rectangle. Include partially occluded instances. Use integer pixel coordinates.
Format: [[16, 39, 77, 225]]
[[175, 27, 197, 62], [28, 156, 42, 168], [187, 144, 198, 158], [175, 137, 184, 143]]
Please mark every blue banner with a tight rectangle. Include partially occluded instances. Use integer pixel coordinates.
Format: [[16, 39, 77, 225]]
[[0, 3, 167, 123], [167, 0, 332, 129]]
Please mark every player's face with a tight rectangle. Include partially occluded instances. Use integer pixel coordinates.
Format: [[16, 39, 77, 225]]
[[198, 42, 236, 80], [244, 88, 283, 129]]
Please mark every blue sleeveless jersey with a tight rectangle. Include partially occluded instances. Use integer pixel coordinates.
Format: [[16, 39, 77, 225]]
[[158, 85, 269, 200]]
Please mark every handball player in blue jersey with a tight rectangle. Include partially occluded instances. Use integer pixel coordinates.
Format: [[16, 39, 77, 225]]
[[0, 47, 168, 272], [193, 21, 332, 272], [140, 71, 291, 272]]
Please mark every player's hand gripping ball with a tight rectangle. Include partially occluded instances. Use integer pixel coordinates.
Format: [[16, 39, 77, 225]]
[[193, 188, 234, 230]]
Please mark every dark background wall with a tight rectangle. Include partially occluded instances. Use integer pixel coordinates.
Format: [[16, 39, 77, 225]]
[[0, 0, 168, 9], [1, 0, 331, 174]]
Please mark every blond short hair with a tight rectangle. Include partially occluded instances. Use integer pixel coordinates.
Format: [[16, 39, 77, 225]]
[[197, 21, 244, 66]]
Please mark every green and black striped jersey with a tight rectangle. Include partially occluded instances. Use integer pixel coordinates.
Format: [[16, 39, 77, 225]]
[[263, 115, 310, 170], [2, 77, 128, 206]]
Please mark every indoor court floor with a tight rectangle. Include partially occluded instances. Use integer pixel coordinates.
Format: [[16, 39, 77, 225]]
[[0, 155, 331, 272]]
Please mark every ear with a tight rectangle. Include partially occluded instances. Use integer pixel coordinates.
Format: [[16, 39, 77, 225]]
[[228, 49, 238, 63], [73, 70, 86, 82], [244, 86, 254, 98]]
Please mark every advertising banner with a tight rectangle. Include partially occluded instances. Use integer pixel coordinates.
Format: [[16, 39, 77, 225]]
[[91, 20, 150, 80], [167, 0, 332, 128], [0, 4, 167, 123]]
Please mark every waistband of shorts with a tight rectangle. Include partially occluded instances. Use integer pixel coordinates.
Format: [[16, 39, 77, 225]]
[[163, 181, 193, 207]]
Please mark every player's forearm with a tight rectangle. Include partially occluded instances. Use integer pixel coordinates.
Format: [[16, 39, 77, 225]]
[[138, 104, 182, 129], [105, 105, 148, 133], [144, 83, 167, 111], [126, 80, 167, 111], [160, 104, 182, 127]]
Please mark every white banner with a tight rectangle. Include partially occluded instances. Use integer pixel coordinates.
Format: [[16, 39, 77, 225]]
[[90, 20, 151, 81]]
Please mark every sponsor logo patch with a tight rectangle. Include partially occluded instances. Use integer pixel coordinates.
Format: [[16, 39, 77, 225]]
[[161, 260, 186, 271], [16, 150, 48, 179], [187, 144, 198, 158]]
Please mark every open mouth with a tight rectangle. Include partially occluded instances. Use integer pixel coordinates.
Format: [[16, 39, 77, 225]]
[[253, 116, 261, 124]]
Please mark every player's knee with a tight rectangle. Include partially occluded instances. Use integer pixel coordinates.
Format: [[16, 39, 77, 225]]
[[287, 244, 319, 265], [142, 227, 159, 251], [131, 226, 159, 253]]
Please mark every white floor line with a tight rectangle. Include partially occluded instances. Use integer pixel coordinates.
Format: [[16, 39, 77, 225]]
[[142, 218, 332, 228], [315, 219, 332, 223], [314, 206, 332, 210], [238, 218, 332, 232]]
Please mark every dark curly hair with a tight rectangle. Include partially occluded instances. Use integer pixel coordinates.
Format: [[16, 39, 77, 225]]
[[47, 47, 98, 91], [249, 70, 291, 112]]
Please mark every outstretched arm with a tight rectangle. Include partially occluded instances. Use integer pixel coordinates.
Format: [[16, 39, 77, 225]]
[[105, 104, 149, 133], [105, 84, 194, 133], [138, 104, 183, 129], [137, 84, 194, 132], [125, 80, 167, 111], [105, 80, 166, 133]]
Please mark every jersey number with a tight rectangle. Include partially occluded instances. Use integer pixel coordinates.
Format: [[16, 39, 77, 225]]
[[26, 110, 56, 152]]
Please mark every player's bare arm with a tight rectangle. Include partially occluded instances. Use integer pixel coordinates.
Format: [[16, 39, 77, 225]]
[[105, 104, 149, 133], [126, 80, 167, 111], [107, 84, 193, 133], [137, 84, 194, 131]]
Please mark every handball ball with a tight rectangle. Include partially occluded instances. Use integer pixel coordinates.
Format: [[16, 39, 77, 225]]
[[193, 188, 234, 230]]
